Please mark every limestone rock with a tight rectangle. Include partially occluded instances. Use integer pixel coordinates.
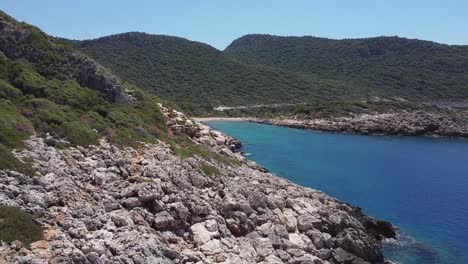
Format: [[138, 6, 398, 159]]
[[0, 129, 394, 263]]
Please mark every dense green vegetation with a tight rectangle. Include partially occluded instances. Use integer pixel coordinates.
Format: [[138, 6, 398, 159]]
[[77, 33, 468, 116], [221, 100, 427, 118], [0, 206, 44, 247], [76, 33, 350, 115], [0, 51, 168, 149], [225, 34, 468, 101]]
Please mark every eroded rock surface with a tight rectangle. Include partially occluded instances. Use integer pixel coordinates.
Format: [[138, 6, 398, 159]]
[[0, 105, 395, 263], [0, 131, 395, 263]]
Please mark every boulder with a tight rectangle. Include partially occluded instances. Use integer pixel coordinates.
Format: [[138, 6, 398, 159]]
[[297, 214, 322, 232], [191, 223, 212, 245], [153, 211, 174, 229], [122, 197, 142, 209]]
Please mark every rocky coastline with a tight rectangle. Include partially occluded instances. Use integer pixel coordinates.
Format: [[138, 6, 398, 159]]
[[0, 108, 397, 264], [199, 111, 468, 139]]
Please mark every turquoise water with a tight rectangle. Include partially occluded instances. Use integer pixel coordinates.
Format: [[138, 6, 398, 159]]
[[207, 121, 468, 264]]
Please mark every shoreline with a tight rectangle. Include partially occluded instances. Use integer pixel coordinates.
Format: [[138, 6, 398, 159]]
[[194, 117, 253, 122], [195, 112, 468, 139]]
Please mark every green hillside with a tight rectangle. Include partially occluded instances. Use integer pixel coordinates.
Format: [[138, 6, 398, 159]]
[[76, 33, 468, 116], [0, 11, 171, 172], [76, 33, 357, 115], [225, 34, 468, 101]]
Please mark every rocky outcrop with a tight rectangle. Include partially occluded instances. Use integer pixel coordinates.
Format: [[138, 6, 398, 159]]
[[161, 104, 243, 153], [0, 128, 395, 263], [0, 13, 133, 103], [254, 111, 468, 138]]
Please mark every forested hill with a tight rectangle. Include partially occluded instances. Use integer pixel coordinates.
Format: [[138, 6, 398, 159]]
[[225, 34, 468, 101], [75, 33, 353, 115], [76, 33, 468, 116]]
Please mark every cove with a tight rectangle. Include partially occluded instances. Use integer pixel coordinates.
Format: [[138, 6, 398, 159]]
[[206, 121, 468, 264]]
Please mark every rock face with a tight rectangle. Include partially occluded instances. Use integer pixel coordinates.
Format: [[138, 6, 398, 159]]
[[160, 105, 243, 154], [0, 124, 395, 264], [0, 14, 133, 103], [255, 111, 468, 138]]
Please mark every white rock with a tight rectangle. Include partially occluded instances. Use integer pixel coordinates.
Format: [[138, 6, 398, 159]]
[[191, 223, 212, 245]]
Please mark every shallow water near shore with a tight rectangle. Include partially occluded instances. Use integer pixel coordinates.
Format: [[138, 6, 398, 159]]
[[206, 121, 468, 264]]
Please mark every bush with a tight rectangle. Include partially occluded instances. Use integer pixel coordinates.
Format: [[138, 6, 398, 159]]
[[200, 163, 221, 176], [0, 145, 34, 175], [60, 121, 99, 146], [0, 79, 22, 99], [0, 206, 43, 247], [170, 135, 241, 165], [0, 102, 34, 148]]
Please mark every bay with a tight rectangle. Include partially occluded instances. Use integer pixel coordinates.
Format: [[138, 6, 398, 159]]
[[207, 121, 468, 264]]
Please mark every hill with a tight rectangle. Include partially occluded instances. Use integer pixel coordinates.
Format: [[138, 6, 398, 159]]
[[77, 33, 468, 116], [0, 11, 171, 170], [76, 33, 355, 115], [225, 34, 468, 101]]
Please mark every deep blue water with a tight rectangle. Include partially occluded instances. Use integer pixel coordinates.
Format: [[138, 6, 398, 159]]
[[207, 121, 468, 264]]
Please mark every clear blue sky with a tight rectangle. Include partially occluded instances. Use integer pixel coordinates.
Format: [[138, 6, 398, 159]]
[[1, 0, 467, 50]]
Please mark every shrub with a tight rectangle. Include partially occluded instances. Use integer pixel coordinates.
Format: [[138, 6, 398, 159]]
[[0, 206, 43, 247], [0, 145, 34, 176], [200, 163, 221, 176], [0, 103, 34, 148], [60, 121, 99, 146], [170, 135, 241, 165], [0, 79, 22, 99]]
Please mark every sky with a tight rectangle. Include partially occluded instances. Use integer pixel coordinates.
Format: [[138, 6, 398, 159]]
[[1, 0, 467, 50]]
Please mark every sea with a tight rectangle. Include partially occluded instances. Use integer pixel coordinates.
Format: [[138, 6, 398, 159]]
[[206, 121, 468, 264]]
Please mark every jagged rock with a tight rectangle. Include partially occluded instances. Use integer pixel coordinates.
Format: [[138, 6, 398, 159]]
[[297, 214, 322, 232], [205, 219, 218, 232], [252, 237, 275, 258], [191, 174, 208, 188], [262, 254, 283, 264], [123, 197, 142, 209], [332, 247, 356, 263], [273, 224, 290, 239], [153, 211, 174, 229], [0, 128, 394, 263], [111, 211, 134, 227], [306, 230, 333, 249], [288, 233, 313, 250], [200, 239, 223, 255], [191, 223, 212, 245], [248, 191, 268, 210]]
